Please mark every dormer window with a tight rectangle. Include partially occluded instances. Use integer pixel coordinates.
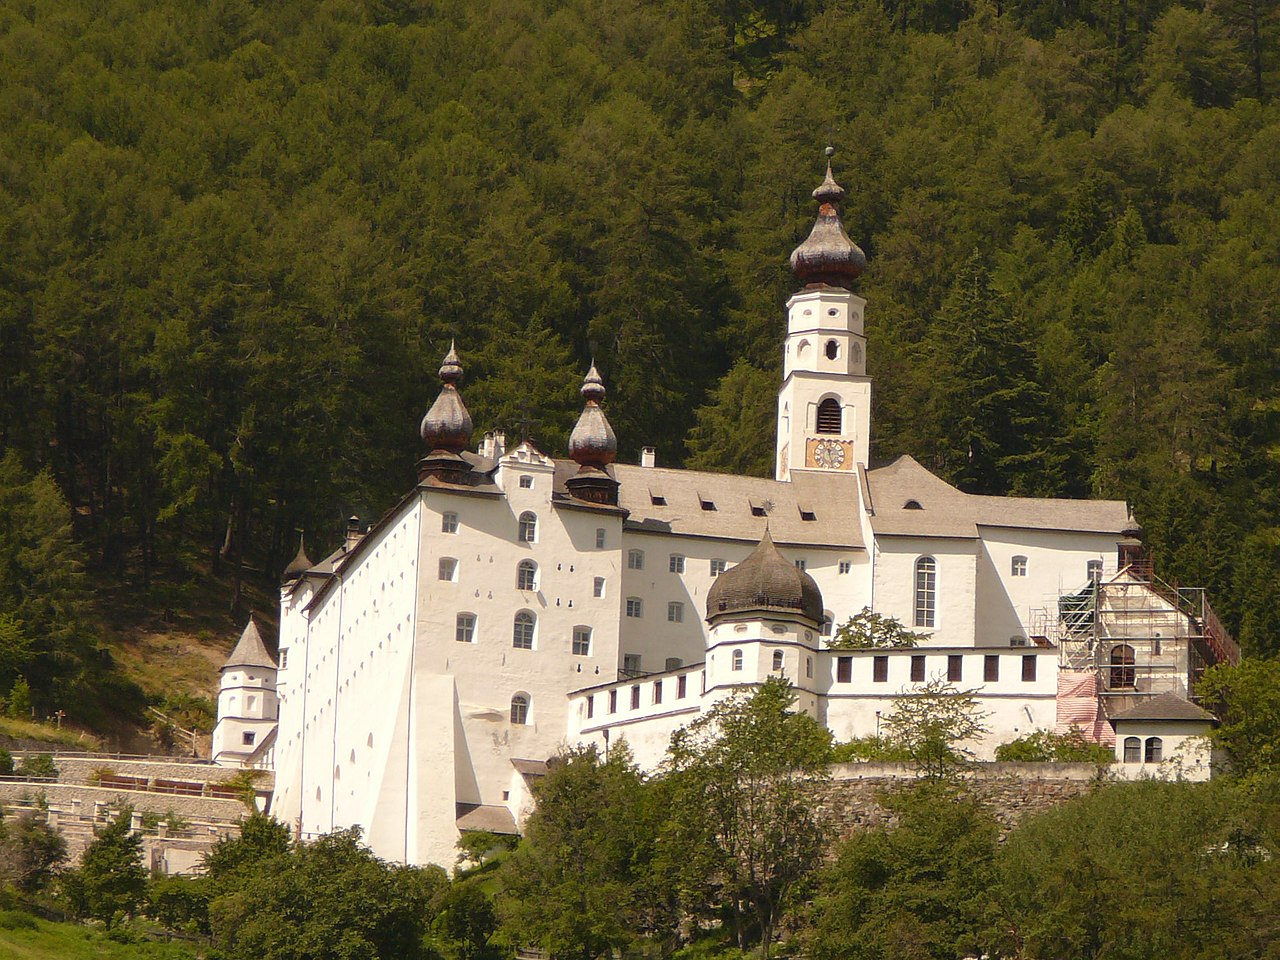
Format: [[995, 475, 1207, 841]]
[[816, 398, 842, 434], [904, 499, 923, 510], [699, 495, 716, 511], [518, 475, 534, 489]]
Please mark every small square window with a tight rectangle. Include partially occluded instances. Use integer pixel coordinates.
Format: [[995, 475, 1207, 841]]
[[628, 549, 645, 570], [651, 493, 667, 506], [623, 653, 642, 675], [518, 475, 534, 488], [873, 656, 888, 683], [667, 601, 684, 623], [1011, 556, 1028, 577], [455, 614, 476, 643], [441, 512, 459, 534], [948, 655, 963, 682], [593, 577, 606, 598], [794, 559, 806, 571], [595, 528, 606, 549], [626, 597, 643, 618], [710, 559, 727, 576], [699, 497, 716, 511], [910, 654, 925, 682], [438, 557, 458, 581], [669, 554, 685, 574], [838, 560, 851, 574], [572, 626, 592, 656], [242, 731, 256, 746], [984, 655, 1000, 682], [751, 504, 767, 517]]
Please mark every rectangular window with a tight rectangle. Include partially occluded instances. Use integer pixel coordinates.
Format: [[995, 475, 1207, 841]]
[[915, 558, 937, 628], [948, 655, 963, 682], [455, 614, 476, 643], [806, 656, 813, 679], [518, 475, 534, 488], [984, 655, 1000, 682], [586, 695, 594, 719], [710, 559, 728, 576], [665, 657, 683, 671], [873, 655, 888, 683], [628, 549, 645, 570], [837, 656, 853, 683], [609, 689, 617, 714], [630, 685, 641, 709], [669, 554, 685, 574], [838, 560, 851, 574], [1022, 655, 1037, 682], [596, 528, 606, 549], [1011, 556, 1027, 577], [441, 512, 459, 534], [572, 626, 592, 656], [242, 731, 256, 746], [280, 649, 289, 669], [623, 653, 642, 675], [667, 601, 684, 623], [438, 557, 457, 581], [910, 655, 925, 682], [677, 674, 687, 698], [626, 598, 643, 618], [593, 577, 605, 598], [794, 559, 807, 571], [653, 680, 663, 704]]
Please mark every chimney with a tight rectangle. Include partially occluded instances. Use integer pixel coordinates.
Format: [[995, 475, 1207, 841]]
[[345, 515, 363, 552], [641, 446, 656, 468]]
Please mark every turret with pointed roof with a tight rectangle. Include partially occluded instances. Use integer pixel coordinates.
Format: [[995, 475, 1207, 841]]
[[282, 533, 313, 584], [565, 363, 621, 506], [418, 342, 476, 485], [222, 616, 277, 672], [789, 147, 867, 289]]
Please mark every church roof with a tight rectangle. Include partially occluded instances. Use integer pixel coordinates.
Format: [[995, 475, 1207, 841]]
[[603, 463, 866, 548], [865, 456, 1129, 538], [223, 618, 276, 671], [1109, 692, 1217, 724], [706, 528, 825, 623]]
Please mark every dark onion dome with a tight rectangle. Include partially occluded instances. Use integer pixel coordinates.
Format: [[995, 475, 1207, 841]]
[[420, 341, 473, 454], [1121, 510, 1143, 539], [568, 362, 618, 468], [789, 147, 867, 289], [706, 528, 824, 625], [282, 533, 313, 582]]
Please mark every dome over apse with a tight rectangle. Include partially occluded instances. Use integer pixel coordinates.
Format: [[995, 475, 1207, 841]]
[[706, 528, 824, 625], [789, 147, 866, 289]]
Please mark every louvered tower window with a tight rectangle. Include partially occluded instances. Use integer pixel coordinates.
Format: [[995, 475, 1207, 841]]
[[816, 398, 842, 434]]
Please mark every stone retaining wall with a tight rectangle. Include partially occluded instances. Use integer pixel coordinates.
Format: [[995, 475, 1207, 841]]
[[820, 761, 1104, 837]]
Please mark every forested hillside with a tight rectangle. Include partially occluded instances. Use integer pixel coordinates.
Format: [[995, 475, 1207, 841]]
[[1, 0, 1278, 714]]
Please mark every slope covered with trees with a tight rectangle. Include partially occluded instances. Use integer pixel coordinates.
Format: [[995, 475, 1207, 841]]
[[0, 0, 1278, 716]]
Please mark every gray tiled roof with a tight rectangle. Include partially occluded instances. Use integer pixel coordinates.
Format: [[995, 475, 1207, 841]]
[[223, 618, 276, 671], [455, 802, 518, 834], [865, 456, 1128, 538], [1109, 692, 1217, 724]]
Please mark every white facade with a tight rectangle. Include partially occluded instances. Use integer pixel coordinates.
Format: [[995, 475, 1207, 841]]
[[238, 162, 1234, 869]]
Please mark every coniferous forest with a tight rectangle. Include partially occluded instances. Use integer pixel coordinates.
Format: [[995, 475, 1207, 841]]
[[1, 0, 1279, 713]]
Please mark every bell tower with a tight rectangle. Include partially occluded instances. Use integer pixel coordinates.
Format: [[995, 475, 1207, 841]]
[[776, 149, 871, 481]]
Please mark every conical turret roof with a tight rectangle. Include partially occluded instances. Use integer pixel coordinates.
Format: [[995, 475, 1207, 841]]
[[222, 617, 277, 672], [706, 528, 824, 624]]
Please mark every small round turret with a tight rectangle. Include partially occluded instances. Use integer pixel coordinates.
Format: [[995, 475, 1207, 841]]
[[789, 147, 867, 289]]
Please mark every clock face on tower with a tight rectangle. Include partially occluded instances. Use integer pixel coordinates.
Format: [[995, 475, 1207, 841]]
[[806, 437, 851, 470]]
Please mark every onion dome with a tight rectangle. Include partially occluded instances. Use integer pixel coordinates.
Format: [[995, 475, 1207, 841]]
[[789, 147, 867, 289], [419, 342, 473, 454], [1121, 509, 1143, 539], [568, 363, 618, 469], [706, 528, 824, 625], [282, 533, 313, 583]]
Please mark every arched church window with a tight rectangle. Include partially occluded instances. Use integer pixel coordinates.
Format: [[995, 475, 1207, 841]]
[[517, 560, 537, 591], [518, 511, 537, 542], [512, 612, 535, 649], [816, 398, 842, 434], [796, 339, 811, 359], [510, 694, 529, 725], [914, 556, 937, 628], [825, 339, 840, 360], [1109, 644, 1135, 689], [1123, 736, 1141, 762], [1145, 737, 1163, 762]]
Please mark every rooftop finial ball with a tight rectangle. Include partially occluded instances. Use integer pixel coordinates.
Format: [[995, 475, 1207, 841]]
[[825, 145, 835, 158]]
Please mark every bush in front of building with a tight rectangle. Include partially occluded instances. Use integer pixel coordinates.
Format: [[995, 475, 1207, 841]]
[[994, 729, 1115, 764]]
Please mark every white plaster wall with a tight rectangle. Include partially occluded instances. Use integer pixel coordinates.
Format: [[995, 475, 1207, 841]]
[[1111, 720, 1214, 781], [872, 537, 978, 646]]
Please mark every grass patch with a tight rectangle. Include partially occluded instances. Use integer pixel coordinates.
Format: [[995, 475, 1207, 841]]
[[0, 912, 198, 959], [0, 717, 101, 750]]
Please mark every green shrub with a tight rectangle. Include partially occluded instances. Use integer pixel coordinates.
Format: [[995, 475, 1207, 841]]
[[831, 736, 912, 763], [15, 754, 58, 779], [0, 908, 38, 930], [0, 747, 13, 775], [995, 729, 1114, 763]]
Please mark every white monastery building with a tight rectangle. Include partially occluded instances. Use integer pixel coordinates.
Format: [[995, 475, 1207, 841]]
[[216, 156, 1235, 868]]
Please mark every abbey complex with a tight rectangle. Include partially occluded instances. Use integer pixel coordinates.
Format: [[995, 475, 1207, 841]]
[[212, 158, 1233, 869]]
